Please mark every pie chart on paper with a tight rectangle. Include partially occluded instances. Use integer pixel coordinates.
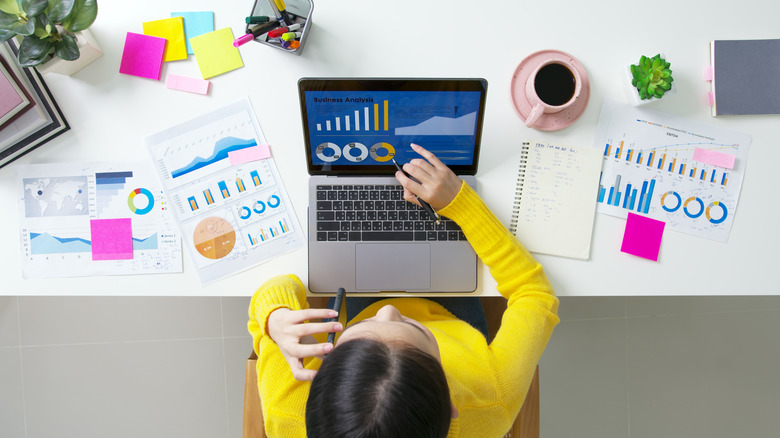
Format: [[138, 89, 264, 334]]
[[193, 216, 236, 259]]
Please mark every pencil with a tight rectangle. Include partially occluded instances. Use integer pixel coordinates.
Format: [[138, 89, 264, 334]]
[[326, 288, 345, 346], [392, 159, 441, 225]]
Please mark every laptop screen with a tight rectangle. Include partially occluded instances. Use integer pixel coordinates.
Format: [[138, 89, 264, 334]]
[[298, 78, 488, 175]]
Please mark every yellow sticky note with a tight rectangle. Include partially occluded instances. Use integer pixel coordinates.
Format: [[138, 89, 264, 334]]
[[143, 17, 188, 62], [190, 28, 244, 79]]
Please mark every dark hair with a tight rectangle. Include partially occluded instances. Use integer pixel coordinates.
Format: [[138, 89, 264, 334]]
[[305, 338, 451, 438]]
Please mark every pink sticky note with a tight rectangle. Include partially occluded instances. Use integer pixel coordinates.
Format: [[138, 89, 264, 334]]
[[708, 91, 715, 106], [90, 218, 134, 261], [166, 73, 210, 95], [119, 32, 167, 80], [621, 213, 664, 261], [229, 144, 271, 165], [693, 147, 736, 169], [704, 65, 713, 81]]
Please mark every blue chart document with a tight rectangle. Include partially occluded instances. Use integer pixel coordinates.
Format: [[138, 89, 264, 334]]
[[304, 90, 482, 166], [593, 100, 751, 242], [145, 97, 304, 284], [16, 162, 182, 278]]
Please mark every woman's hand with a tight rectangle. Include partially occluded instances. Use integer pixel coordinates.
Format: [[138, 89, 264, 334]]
[[268, 308, 343, 381], [395, 143, 462, 210]]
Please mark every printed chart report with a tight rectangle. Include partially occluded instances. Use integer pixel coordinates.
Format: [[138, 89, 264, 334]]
[[16, 162, 182, 278], [146, 98, 303, 284], [593, 100, 751, 242]]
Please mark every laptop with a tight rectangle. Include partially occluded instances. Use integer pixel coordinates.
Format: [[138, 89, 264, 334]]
[[298, 78, 488, 293]]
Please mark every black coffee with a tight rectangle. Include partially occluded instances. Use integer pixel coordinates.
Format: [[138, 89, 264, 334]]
[[534, 63, 576, 106]]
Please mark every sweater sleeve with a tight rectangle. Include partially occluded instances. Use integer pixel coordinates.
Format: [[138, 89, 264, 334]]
[[247, 274, 312, 436], [438, 182, 560, 418], [247, 274, 309, 354]]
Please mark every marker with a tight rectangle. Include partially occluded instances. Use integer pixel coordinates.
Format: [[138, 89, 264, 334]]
[[281, 31, 301, 42], [245, 15, 270, 24], [392, 158, 441, 225], [325, 288, 346, 349], [267, 23, 302, 38], [233, 20, 279, 47], [268, 0, 293, 26]]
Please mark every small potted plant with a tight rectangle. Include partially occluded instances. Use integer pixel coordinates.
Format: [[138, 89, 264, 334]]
[[624, 53, 674, 105], [0, 0, 102, 75]]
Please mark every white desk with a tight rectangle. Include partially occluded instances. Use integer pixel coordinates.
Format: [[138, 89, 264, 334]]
[[1, 0, 777, 296]]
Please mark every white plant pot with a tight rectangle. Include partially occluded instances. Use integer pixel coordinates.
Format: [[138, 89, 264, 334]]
[[36, 29, 103, 76], [623, 56, 676, 106]]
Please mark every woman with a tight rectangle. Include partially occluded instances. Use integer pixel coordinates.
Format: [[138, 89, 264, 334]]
[[248, 144, 559, 437]]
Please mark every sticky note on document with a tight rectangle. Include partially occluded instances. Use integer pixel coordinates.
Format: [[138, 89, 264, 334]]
[[90, 218, 134, 261], [229, 144, 271, 165], [143, 17, 188, 62], [190, 28, 244, 79]]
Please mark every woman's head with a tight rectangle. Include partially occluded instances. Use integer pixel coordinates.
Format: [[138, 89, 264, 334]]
[[305, 305, 453, 438]]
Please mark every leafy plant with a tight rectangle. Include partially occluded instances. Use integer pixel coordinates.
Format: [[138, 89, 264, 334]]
[[0, 0, 98, 67], [630, 54, 673, 100]]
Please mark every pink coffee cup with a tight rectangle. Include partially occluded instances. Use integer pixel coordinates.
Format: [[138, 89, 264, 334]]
[[524, 59, 583, 128]]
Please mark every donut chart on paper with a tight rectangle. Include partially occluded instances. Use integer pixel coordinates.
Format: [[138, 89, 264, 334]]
[[683, 197, 704, 219], [660, 191, 681, 212], [127, 188, 155, 215], [193, 217, 236, 260], [705, 202, 728, 224]]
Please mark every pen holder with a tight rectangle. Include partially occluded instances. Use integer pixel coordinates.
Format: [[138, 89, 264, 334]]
[[247, 0, 313, 55]]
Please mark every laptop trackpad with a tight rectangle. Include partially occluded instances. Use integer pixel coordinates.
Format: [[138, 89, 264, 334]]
[[355, 243, 431, 291]]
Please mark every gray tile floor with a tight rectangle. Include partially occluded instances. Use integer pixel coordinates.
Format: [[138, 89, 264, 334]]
[[2, 295, 780, 437]]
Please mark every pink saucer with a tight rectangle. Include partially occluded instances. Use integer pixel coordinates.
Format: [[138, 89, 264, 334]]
[[510, 50, 590, 131]]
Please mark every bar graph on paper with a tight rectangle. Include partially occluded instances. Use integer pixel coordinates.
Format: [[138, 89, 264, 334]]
[[593, 100, 751, 242]]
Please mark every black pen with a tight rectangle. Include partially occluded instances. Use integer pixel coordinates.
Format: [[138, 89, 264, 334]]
[[326, 288, 346, 346], [392, 159, 441, 225]]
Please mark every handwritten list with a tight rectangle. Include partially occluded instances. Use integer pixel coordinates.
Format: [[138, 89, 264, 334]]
[[510, 141, 603, 259]]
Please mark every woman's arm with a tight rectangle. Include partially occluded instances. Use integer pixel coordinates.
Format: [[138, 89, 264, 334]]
[[397, 143, 559, 418], [248, 275, 342, 381], [440, 182, 559, 418]]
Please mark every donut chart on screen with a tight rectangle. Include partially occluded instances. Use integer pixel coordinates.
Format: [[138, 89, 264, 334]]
[[369, 142, 395, 162]]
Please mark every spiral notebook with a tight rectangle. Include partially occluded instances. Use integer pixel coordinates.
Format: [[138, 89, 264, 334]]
[[510, 140, 602, 259]]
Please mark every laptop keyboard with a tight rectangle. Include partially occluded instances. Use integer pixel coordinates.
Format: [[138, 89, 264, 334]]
[[315, 184, 467, 242]]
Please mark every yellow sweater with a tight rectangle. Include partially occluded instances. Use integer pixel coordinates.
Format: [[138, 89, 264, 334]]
[[247, 182, 559, 438]]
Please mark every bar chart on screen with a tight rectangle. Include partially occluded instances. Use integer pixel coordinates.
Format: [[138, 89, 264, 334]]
[[593, 100, 751, 242]]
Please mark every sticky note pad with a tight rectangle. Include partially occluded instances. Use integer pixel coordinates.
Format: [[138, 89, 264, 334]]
[[692, 147, 736, 169], [90, 218, 134, 261], [621, 213, 665, 261], [190, 27, 244, 79], [119, 32, 166, 80], [166, 73, 211, 95], [143, 17, 188, 62], [171, 11, 215, 55], [229, 144, 271, 165]]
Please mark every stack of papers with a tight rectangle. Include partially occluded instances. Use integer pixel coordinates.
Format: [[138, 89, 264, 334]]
[[0, 41, 69, 169]]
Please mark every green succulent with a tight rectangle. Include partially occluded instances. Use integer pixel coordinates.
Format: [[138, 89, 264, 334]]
[[630, 54, 673, 100], [0, 0, 98, 67]]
